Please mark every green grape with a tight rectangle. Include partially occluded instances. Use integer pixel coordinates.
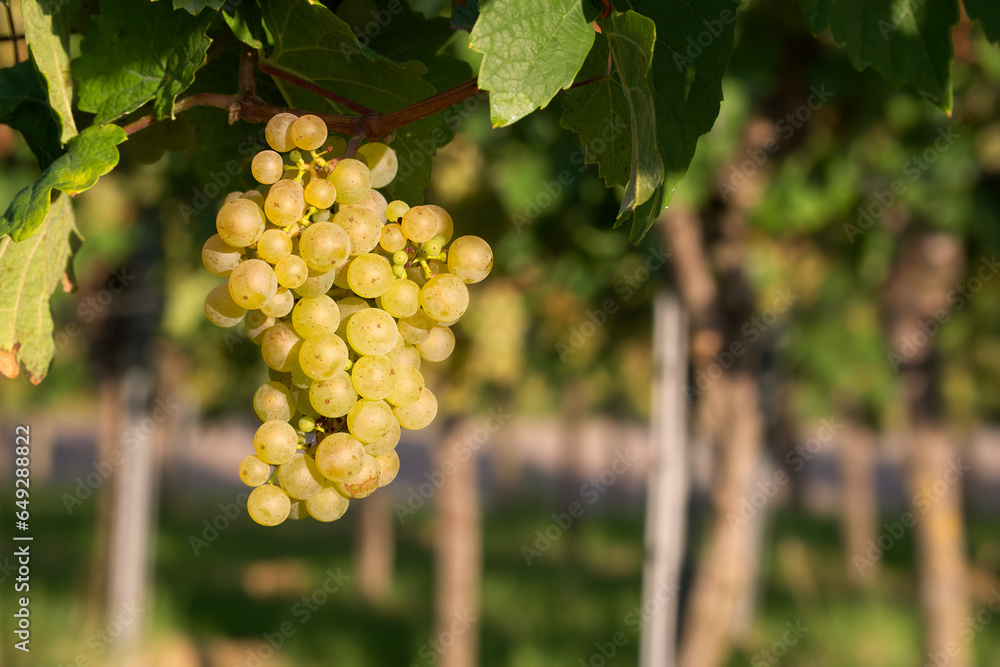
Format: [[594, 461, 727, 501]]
[[330, 158, 372, 205], [261, 286, 294, 318], [202, 234, 242, 276], [381, 223, 407, 253], [351, 355, 396, 400], [299, 334, 349, 381], [257, 229, 292, 264], [358, 188, 388, 225], [335, 453, 380, 498], [401, 205, 439, 244], [309, 371, 358, 417], [242, 189, 266, 208], [314, 432, 365, 482], [229, 259, 278, 310], [364, 416, 401, 456], [298, 415, 316, 432], [447, 235, 494, 284], [386, 364, 424, 406], [204, 285, 246, 328], [423, 205, 454, 243], [356, 142, 398, 188], [294, 269, 338, 298], [393, 387, 437, 430], [248, 484, 291, 526], [264, 179, 305, 226], [275, 254, 309, 289], [375, 450, 400, 487], [387, 338, 421, 370], [416, 325, 455, 362], [243, 309, 275, 344], [290, 114, 328, 151], [305, 483, 350, 522], [299, 222, 351, 272], [292, 295, 341, 338], [254, 419, 299, 464], [252, 150, 285, 185], [385, 200, 410, 223], [217, 199, 266, 247], [333, 205, 381, 255], [346, 308, 397, 356], [380, 279, 420, 318], [239, 454, 272, 487], [253, 381, 296, 422], [397, 310, 436, 344], [424, 238, 442, 256], [333, 258, 353, 290], [277, 452, 325, 500], [420, 273, 469, 322], [335, 297, 370, 338], [347, 253, 393, 298], [265, 113, 298, 152], [346, 399, 394, 443], [261, 322, 303, 372], [304, 177, 337, 209], [392, 251, 409, 266]]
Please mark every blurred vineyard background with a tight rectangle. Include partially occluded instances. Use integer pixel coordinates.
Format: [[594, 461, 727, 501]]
[[4, 0, 1000, 666]]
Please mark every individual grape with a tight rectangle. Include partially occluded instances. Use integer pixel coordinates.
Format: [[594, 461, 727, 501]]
[[239, 455, 272, 487], [357, 142, 398, 188], [347, 253, 393, 298], [290, 114, 328, 151], [257, 229, 292, 264], [224, 191, 244, 205], [264, 179, 305, 227], [416, 326, 455, 362], [401, 205, 439, 244], [261, 322, 303, 372], [299, 334, 349, 381], [275, 254, 309, 289], [380, 223, 407, 253], [393, 387, 437, 430], [386, 364, 424, 407], [294, 269, 338, 298], [357, 188, 388, 225], [346, 308, 397, 356], [387, 339, 421, 370], [261, 286, 294, 319], [278, 452, 325, 500], [305, 483, 350, 522], [254, 381, 296, 422], [424, 238, 443, 256], [309, 371, 358, 418], [335, 454, 380, 499], [217, 199, 266, 247], [204, 285, 246, 327], [329, 158, 372, 205], [254, 420, 298, 464], [229, 259, 278, 310], [333, 205, 381, 255], [420, 273, 469, 322], [265, 112, 298, 152], [447, 235, 494, 284], [380, 279, 420, 318], [252, 150, 285, 185], [385, 200, 410, 223], [292, 295, 341, 338], [242, 189, 266, 208], [397, 310, 436, 344], [346, 399, 394, 443], [202, 234, 242, 276], [244, 309, 275, 344], [424, 205, 454, 243], [298, 415, 316, 432], [375, 451, 400, 487], [314, 432, 365, 482], [364, 416, 401, 456], [304, 177, 337, 209], [300, 222, 351, 272], [248, 485, 291, 526], [351, 355, 396, 400]]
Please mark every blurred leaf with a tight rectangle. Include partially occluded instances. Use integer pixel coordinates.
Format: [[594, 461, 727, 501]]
[[964, 0, 1000, 43], [452, 0, 478, 31], [0, 61, 64, 169], [173, 0, 225, 14], [222, 0, 264, 49], [21, 0, 78, 143], [0, 193, 78, 384], [470, 0, 596, 127]]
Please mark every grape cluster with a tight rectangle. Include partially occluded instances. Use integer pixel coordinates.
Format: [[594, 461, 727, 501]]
[[201, 113, 493, 527]]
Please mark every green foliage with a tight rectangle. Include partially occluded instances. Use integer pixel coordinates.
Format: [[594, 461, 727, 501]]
[[0, 61, 63, 168], [965, 0, 1000, 43], [20, 0, 77, 143], [173, 0, 226, 14]]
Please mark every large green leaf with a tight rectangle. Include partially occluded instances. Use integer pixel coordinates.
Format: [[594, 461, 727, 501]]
[[74, 0, 214, 123], [452, 0, 479, 32], [0, 61, 63, 169], [0, 124, 126, 242], [261, 0, 443, 204], [799, 0, 957, 111], [470, 0, 596, 127], [173, 0, 225, 14], [964, 0, 1000, 43], [0, 193, 78, 384], [21, 0, 78, 143], [222, 0, 265, 49]]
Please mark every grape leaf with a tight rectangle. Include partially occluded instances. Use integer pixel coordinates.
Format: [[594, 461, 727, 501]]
[[798, 0, 957, 111], [0, 61, 63, 169], [173, 0, 225, 14], [0, 124, 126, 242], [20, 0, 78, 144], [74, 0, 214, 123], [964, 0, 1000, 43], [0, 193, 78, 384], [470, 0, 597, 127], [222, 0, 265, 49], [452, 0, 478, 32]]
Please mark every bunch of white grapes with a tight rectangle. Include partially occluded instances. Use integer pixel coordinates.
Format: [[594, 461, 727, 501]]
[[201, 113, 493, 526]]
